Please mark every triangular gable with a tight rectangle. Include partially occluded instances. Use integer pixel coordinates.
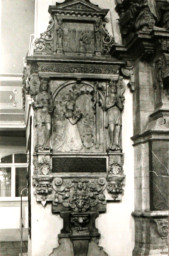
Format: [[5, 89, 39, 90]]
[[56, 0, 102, 12]]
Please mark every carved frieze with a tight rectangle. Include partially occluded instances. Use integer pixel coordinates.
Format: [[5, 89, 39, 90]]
[[38, 63, 120, 74]]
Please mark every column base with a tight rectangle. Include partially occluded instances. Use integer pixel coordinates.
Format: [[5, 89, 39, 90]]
[[132, 211, 168, 256]]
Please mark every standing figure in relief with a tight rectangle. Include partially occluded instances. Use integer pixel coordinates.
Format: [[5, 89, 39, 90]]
[[103, 79, 125, 151], [34, 78, 53, 151]]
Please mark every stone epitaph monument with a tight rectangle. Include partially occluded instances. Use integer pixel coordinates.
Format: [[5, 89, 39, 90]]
[[23, 1, 128, 255], [23, 0, 169, 255]]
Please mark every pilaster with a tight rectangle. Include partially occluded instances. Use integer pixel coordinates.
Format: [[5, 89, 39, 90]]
[[114, 0, 169, 255]]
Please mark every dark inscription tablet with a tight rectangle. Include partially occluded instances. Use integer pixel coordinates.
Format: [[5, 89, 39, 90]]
[[52, 157, 106, 173]]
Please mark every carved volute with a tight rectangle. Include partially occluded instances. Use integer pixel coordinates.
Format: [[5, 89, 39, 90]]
[[23, 1, 128, 255]]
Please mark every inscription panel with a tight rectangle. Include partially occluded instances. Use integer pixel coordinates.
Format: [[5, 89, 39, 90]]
[[52, 157, 107, 173]]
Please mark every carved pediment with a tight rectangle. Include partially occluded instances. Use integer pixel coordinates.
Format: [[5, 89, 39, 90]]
[[54, 0, 105, 13], [34, 0, 114, 57]]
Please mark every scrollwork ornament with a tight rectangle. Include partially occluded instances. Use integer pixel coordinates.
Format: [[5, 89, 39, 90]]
[[53, 178, 106, 212], [53, 177, 63, 187], [102, 18, 114, 55], [34, 18, 54, 54]]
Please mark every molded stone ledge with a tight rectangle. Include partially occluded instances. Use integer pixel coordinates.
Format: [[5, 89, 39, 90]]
[[132, 210, 169, 218]]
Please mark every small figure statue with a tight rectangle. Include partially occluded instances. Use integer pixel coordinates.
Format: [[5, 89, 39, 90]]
[[34, 78, 53, 151], [56, 19, 63, 51], [95, 18, 102, 53], [103, 79, 125, 151]]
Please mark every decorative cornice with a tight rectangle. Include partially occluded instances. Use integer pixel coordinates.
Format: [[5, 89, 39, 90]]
[[49, 0, 109, 16]]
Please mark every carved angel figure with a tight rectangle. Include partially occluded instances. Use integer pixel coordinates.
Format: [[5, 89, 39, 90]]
[[103, 78, 125, 151], [34, 79, 53, 151]]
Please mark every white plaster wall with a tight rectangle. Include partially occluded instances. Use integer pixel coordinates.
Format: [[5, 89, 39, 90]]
[[31, 198, 63, 256]]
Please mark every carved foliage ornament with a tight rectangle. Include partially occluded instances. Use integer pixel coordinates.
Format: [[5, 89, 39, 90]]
[[33, 174, 125, 207], [53, 178, 106, 212]]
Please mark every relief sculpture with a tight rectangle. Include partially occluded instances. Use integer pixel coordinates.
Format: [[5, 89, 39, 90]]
[[60, 93, 83, 152], [53, 82, 103, 153], [34, 78, 54, 151], [100, 78, 125, 152]]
